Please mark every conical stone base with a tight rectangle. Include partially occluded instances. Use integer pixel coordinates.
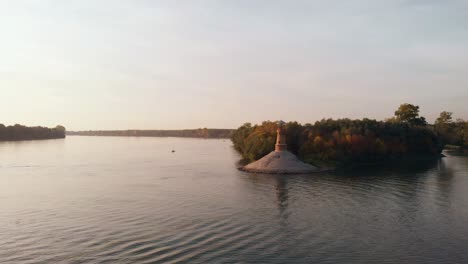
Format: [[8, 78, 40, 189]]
[[241, 151, 320, 174]]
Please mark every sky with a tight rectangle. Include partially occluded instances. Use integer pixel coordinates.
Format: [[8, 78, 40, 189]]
[[1, 0, 467, 130]]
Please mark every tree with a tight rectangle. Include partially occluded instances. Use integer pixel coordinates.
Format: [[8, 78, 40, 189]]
[[464, 122, 468, 148], [435, 111, 453, 125], [434, 111, 454, 146], [231, 123, 254, 154], [394, 103, 427, 126], [55, 125, 66, 138]]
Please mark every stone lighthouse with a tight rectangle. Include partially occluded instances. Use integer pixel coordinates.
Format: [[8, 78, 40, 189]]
[[241, 121, 319, 174], [275, 121, 287, 152]]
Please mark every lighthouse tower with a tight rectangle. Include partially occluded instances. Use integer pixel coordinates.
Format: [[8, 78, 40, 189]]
[[275, 121, 287, 152]]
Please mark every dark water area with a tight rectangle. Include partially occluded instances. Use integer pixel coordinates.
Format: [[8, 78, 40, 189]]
[[1, 137, 467, 264]]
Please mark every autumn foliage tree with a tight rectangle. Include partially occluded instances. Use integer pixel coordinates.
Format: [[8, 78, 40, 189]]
[[394, 103, 427, 126]]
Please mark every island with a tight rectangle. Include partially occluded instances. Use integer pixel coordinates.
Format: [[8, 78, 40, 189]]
[[232, 103, 468, 169]]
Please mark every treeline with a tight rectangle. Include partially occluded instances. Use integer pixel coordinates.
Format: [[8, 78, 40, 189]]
[[232, 104, 467, 167], [0, 124, 66, 141], [68, 128, 234, 139]]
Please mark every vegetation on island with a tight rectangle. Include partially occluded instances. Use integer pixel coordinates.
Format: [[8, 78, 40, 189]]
[[232, 104, 468, 168], [0, 124, 66, 141], [67, 128, 234, 139], [433, 111, 468, 149]]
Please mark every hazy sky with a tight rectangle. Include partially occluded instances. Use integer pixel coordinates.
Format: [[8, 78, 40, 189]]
[[1, 0, 467, 130]]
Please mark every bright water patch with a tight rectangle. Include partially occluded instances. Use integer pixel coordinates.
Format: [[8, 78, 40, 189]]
[[1, 137, 468, 263]]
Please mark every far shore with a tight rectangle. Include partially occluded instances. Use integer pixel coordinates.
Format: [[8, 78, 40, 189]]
[[67, 129, 233, 139]]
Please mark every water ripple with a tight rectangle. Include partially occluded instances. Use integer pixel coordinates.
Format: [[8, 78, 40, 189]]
[[1, 138, 468, 263]]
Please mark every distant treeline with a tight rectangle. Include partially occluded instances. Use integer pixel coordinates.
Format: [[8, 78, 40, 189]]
[[232, 104, 467, 167], [67, 128, 234, 139], [0, 124, 66, 141]]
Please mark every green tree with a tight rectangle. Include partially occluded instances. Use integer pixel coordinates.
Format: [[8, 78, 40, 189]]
[[375, 138, 387, 155], [434, 111, 454, 146], [55, 125, 66, 138], [435, 111, 453, 125], [464, 122, 468, 148], [394, 103, 427, 126], [231, 123, 254, 155]]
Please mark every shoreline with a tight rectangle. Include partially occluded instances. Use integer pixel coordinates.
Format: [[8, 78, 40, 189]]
[[66, 134, 231, 139]]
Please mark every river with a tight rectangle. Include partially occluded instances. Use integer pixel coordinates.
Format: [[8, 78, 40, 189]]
[[1, 136, 467, 263]]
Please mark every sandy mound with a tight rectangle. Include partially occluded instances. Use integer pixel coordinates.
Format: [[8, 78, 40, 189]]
[[241, 151, 320, 174]]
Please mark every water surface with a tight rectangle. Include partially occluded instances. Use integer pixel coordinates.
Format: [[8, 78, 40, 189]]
[[1, 137, 468, 263]]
